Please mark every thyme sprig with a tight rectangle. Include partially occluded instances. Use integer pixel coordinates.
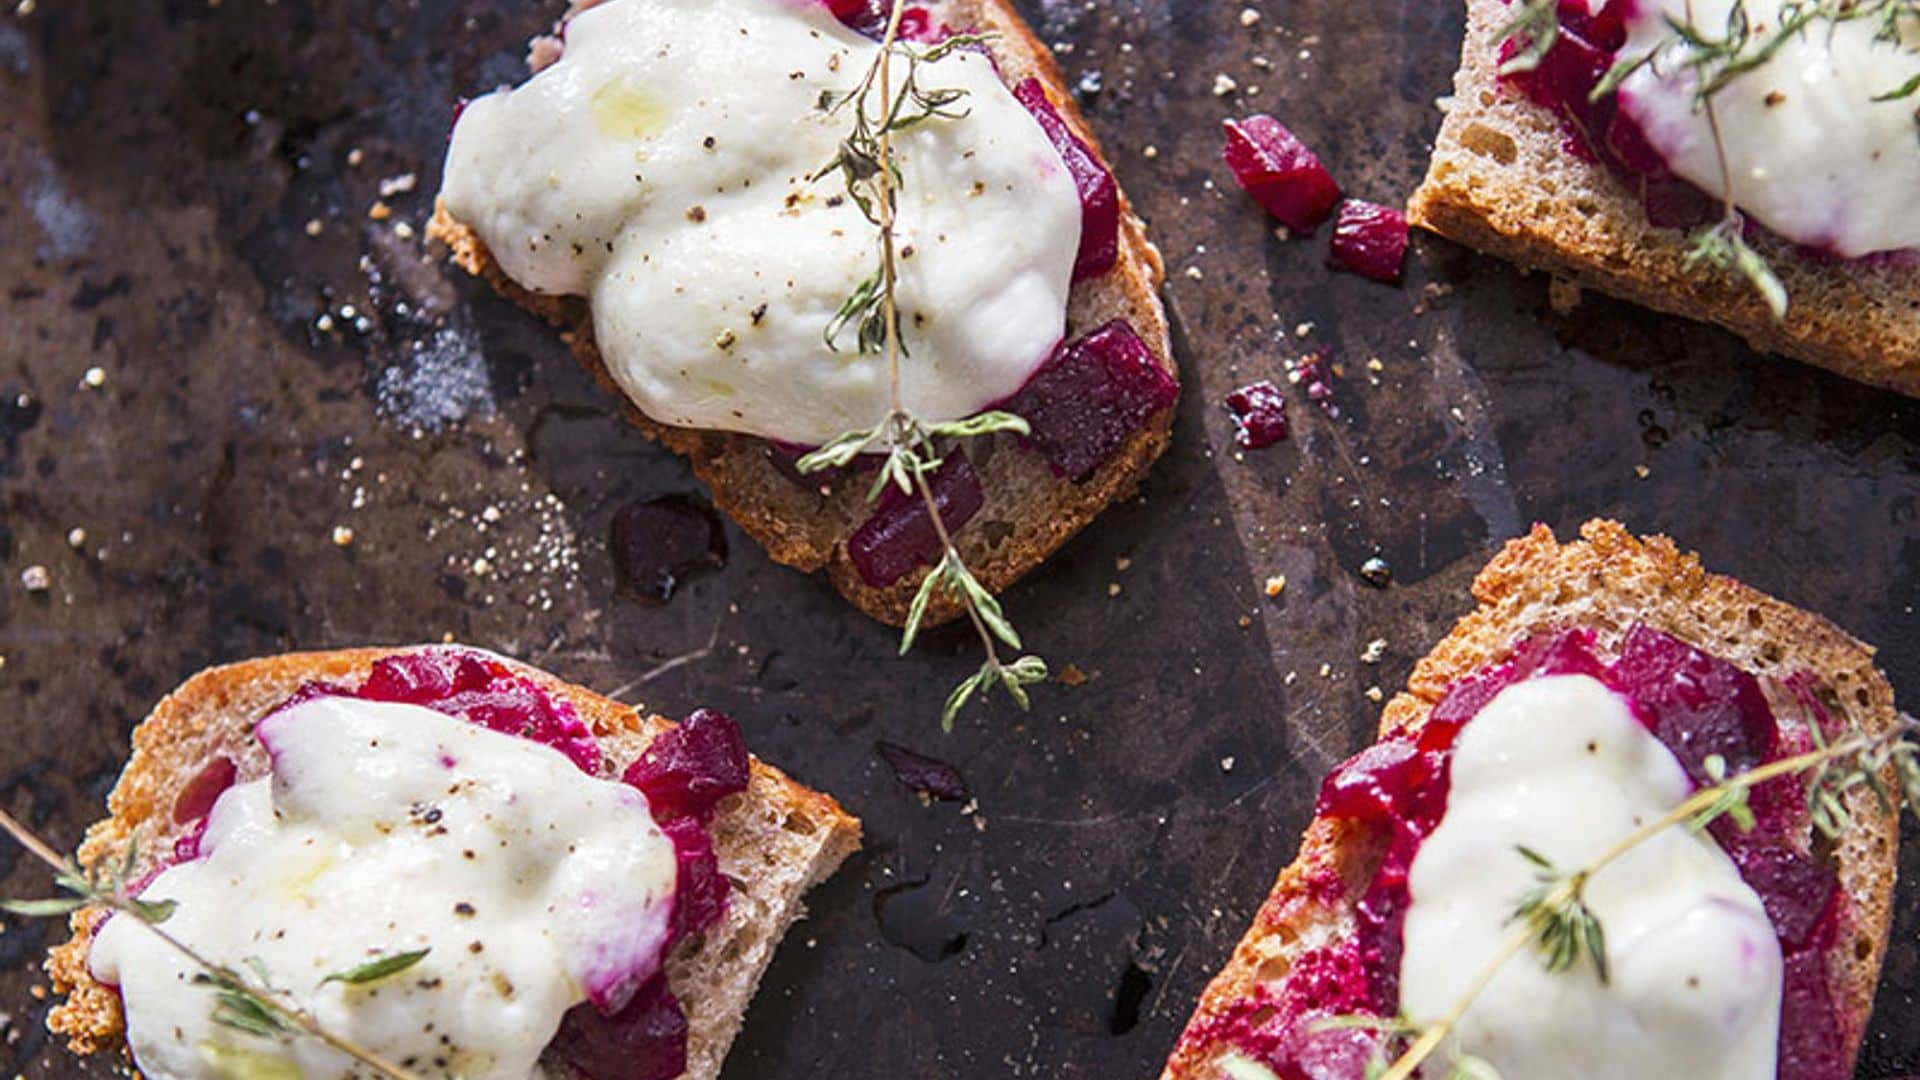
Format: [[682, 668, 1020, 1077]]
[[800, 0, 1047, 729], [0, 806, 426, 1080], [1371, 710, 1920, 1080], [1493, 0, 1920, 318]]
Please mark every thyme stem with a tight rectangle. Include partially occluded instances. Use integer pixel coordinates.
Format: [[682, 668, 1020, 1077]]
[[0, 806, 423, 1080]]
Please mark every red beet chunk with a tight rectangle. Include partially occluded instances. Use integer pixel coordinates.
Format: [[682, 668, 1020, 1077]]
[[1221, 115, 1342, 231], [1012, 78, 1119, 282], [171, 756, 236, 825], [621, 708, 751, 824], [354, 650, 602, 775], [549, 973, 689, 1080], [1329, 200, 1409, 283], [660, 815, 730, 943], [1224, 381, 1289, 448], [1614, 624, 1779, 778], [845, 452, 986, 588], [876, 740, 971, 801], [1002, 320, 1177, 481], [1730, 845, 1841, 954], [1776, 952, 1850, 1080]]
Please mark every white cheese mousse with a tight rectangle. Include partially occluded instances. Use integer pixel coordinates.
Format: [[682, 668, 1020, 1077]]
[[89, 696, 677, 1080], [1616, 0, 1920, 257], [441, 0, 1083, 446], [1398, 675, 1782, 1079]]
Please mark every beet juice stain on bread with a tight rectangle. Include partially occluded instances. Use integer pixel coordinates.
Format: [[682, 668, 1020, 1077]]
[[429, 0, 1176, 627], [1410, 0, 1920, 396], [44, 646, 860, 1080], [1163, 520, 1903, 1079]]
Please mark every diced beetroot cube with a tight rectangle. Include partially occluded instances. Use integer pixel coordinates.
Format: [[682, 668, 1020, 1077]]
[[1224, 380, 1288, 448], [1329, 200, 1409, 283], [1730, 845, 1841, 954], [845, 452, 985, 588], [550, 973, 688, 1080], [1012, 79, 1119, 282], [621, 708, 751, 824], [876, 740, 971, 801], [171, 756, 236, 825], [1612, 624, 1779, 778], [659, 814, 729, 943], [1221, 115, 1342, 232], [1002, 320, 1177, 481]]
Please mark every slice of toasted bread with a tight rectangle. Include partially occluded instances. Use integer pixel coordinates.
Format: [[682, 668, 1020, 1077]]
[[428, 0, 1175, 627], [1161, 519, 1901, 1077], [43, 646, 862, 1080], [1408, 0, 1920, 398]]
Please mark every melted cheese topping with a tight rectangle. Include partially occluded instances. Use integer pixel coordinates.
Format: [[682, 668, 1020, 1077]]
[[89, 696, 676, 1080], [1618, 0, 1920, 256], [440, 0, 1082, 445], [1399, 675, 1782, 1078]]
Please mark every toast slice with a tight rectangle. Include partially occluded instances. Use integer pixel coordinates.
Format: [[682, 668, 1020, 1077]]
[[1161, 519, 1902, 1077], [428, 0, 1174, 628], [1408, 0, 1920, 398], [43, 646, 862, 1080]]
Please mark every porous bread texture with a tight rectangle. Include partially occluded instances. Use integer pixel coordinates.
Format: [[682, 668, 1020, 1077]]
[[428, 0, 1176, 627], [44, 647, 863, 1080], [1408, 0, 1920, 397], [1161, 519, 1902, 1079]]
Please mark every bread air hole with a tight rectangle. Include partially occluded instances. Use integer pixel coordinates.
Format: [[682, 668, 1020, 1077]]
[[1459, 121, 1517, 165]]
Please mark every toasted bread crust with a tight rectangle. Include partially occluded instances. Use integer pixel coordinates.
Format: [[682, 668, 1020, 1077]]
[[44, 647, 862, 1080], [1162, 520, 1901, 1078], [428, 0, 1175, 627], [1408, 0, 1920, 397]]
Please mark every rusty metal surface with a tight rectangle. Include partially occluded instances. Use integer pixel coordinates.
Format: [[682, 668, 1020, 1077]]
[[0, 0, 1915, 1076]]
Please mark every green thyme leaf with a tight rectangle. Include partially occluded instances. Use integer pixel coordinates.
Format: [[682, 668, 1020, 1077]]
[[796, 425, 880, 475], [1684, 222, 1787, 320], [925, 410, 1030, 440], [1590, 49, 1654, 101], [1872, 68, 1920, 101], [941, 665, 991, 731], [1217, 1054, 1284, 1080], [899, 552, 951, 655], [1689, 753, 1757, 832], [1492, 0, 1560, 76], [209, 988, 295, 1040], [0, 896, 87, 917], [321, 948, 431, 987]]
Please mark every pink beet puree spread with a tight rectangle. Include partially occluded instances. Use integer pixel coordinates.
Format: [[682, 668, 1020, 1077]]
[[161, 648, 751, 1080], [1188, 626, 1852, 1079]]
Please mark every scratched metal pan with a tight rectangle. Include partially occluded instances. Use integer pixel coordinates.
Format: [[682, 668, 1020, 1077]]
[[0, 0, 1913, 1076]]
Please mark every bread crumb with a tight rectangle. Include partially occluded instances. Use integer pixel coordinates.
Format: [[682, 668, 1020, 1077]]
[[1057, 664, 1089, 687], [377, 172, 419, 198], [1366, 686, 1384, 702], [1366, 357, 1384, 373], [19, 566, 49, 592], [1115, 556, 1131, 571], [1264, 574, 1287, 597], [16, 0, 38, 15], [315, 313, 336, 333], [1360, 638, 1386, 664], [81, 366, 106, 389], [1143, 144, 1159, 159], [331, 525, 355, 548], [65, 527, 86, 550], [1184, 265, 1204, 281], [1237, 614, 1253, 628], [1221, 755, 1236, 772], [1107, 582, 1122, 597], [1318, 662, 1332, 678], [368, 200, 393, 221], [346, 147, 365, 167], [1634, 464, 1651, 479], [304, 218, 324, 237], [1239, 7, 1260, 25], [1212, 73, 1238, 96], [393, 221, 416, 240]]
